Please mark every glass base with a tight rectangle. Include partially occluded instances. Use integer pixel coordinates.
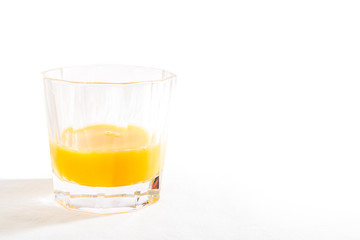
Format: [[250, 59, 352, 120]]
[[52, 174, 161, 214]]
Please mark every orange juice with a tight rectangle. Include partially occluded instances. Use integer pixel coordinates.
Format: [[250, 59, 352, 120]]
[[50, 124, 162, 187]]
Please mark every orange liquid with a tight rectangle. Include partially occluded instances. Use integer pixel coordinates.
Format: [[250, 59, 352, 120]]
[[50, 124, 162, 187]]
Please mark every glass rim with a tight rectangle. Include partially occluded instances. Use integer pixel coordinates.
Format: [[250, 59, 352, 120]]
[[42, 64, 176, 85]]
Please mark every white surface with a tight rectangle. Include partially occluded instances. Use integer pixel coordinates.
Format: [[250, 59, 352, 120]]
[[1, 0, 360, 239]]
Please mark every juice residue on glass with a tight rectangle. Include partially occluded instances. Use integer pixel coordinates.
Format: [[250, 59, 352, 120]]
[[50, 124, 161, 187]]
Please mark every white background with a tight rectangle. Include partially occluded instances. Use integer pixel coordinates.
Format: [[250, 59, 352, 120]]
[[1, 0, 360, 239]]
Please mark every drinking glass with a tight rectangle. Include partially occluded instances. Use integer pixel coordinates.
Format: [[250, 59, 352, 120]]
[[43, 65, 176, 214]]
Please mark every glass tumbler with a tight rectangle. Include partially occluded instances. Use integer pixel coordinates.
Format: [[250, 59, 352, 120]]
[[43, 65, 176, 214]]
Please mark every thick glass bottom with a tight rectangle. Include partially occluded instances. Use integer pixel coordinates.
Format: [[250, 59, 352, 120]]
[[52, 173, 161, 214]]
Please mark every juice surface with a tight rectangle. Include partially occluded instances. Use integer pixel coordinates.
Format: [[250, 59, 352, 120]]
[[50, 124, 161, 187]]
